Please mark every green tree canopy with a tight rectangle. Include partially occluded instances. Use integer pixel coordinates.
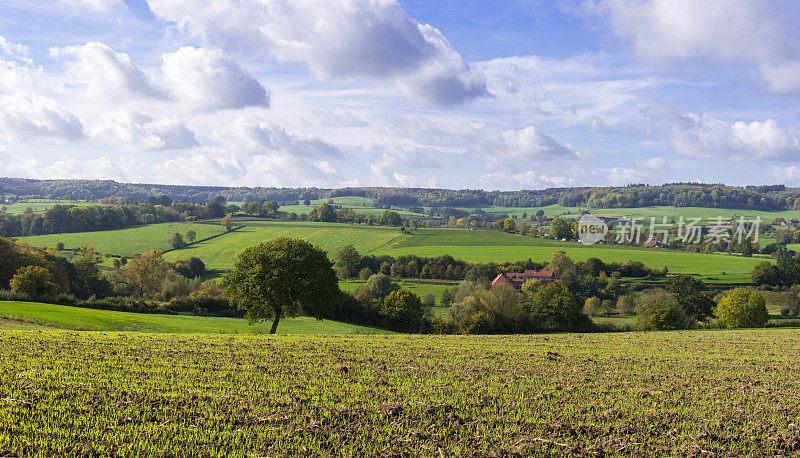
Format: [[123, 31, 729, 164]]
[[222, 237, 339, 333], [526, 282, 588, 331], [382, 289, 425, 331], [716, 288, 768, 328], [333, 245, 361, 279], [665, 274, 715, 320], [548, 218, 573, 240], [309, 203, 337, 222], [10, 265, 58, 300], [636, 289, 690, 331]]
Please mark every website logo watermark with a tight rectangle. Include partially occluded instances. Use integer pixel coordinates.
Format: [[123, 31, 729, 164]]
[[576, 215, 761, 246], [577, 214, 608, 245]]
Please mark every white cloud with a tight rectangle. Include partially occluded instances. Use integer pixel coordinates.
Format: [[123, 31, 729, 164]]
[[88, 110, 199, 151], [70, 0, 125, 12], [146, 0, 486, 106], [161, 46, 269, 110], [0, 36, 31, 59], [583, 0, 800, 93], [50, 42, 161, 101], [218, 117, 343, 159], [387, 115, 576, 169], [156, 149, 342, 187], [606, 167, 652, 186], [154, 117, 348, 186], [772, 165, 800, 185], [657, 111, 800, 161], [305, 110, 367, 128], [366, 143, 441, 185], [476, 54, 659, 126], [0, 94, 84, 141]]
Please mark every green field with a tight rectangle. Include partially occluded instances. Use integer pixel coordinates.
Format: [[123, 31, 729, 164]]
[[164, 221, 409, 269], [2, 329, 800, 455], [19, 223, 225, 257], [440, 203, 800, 223], [0, 301, 390, 334], [279, 196, 426, 218], [155, 222, 767, 279], [1, 198, 104, 214]]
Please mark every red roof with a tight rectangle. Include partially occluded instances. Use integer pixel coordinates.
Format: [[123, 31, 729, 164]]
[[492, 270, 557, 289]]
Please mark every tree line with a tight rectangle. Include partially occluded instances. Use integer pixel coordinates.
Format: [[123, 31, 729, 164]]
[[8, 179, 800, 210]]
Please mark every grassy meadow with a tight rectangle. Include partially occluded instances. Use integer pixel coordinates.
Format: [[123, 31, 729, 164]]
[[0, 301, 390, 334], [17, 217, 768, 280], [163, 221, 409, 269], [2, 329, 800, 455], [19, 222, 225, 257], [1, 198, 104, 214]]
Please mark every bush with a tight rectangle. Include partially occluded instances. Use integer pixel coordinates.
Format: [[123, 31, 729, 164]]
[[422, 293, 436, 307], [361, 273, 397, 302], [447, 283, 526, 334], [616, 294, 635, 315], [382, 289, 426, 331], [527, 282, 592, 332], [715, 288, 769, 328], [780, 287, 800, 317], [358, 268, 373, 281], [168, 232, 186, 249], [636, 289, 690, 330], [10, 265, 58, 301], [583, 297, 601, 316]]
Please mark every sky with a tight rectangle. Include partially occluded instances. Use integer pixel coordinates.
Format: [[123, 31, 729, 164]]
[[1, 0, 800, 190]]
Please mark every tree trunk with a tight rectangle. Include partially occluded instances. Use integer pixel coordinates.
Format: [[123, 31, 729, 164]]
[[269, 313, 280, 334]]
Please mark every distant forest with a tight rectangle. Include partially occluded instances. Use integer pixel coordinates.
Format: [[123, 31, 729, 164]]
[[2, 178, 800, 210]]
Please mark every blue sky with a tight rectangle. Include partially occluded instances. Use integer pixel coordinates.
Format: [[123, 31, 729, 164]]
[[1, 0, 800, 190]]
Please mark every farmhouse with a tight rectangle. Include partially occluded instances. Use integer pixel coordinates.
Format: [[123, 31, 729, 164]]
[[643, 239, 664, 248], [492, 270, 556, 289]]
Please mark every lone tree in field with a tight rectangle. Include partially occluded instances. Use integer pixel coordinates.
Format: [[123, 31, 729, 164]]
[[168, 232, 185, 249], [222, 237, 339, 334], [186, 230, 196, 243]]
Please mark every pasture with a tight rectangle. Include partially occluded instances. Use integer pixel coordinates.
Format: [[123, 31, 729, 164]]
[[18, 223, 225, 257], [0, 301, 389, 334], [1, 329, 800, 455], [163, 221, 409, 269], [0, 198, 104, 214], [279, 196, 426, 218]]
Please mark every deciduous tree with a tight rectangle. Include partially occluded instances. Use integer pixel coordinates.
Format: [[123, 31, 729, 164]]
[[222, 237, 339, 334]]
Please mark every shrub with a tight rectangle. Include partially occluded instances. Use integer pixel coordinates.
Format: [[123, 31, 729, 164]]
[[716, 288, 769, 328], [583, 297, 601, 316], [527, 282, 591, 331], [10, 265, 58, 301], [382, 289, 426, 331], [780, 287, 800, 318], [422, 293, 436, 307], [362, 273, 397, 302], [750, 261, 782, 286], [636, 289, 690, 331], [168, 232, 186, 249], [616, 294, 635, 315], [358, 268, 373, 281]]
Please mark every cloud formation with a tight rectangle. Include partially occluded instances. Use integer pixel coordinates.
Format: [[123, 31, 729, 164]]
[[89, 110, 199, 151], [51, 42, 161, 101], [161, 47, 270, 110], [0, 94, 84, 141], [658, 111, 800, 161], [146, 0, 487, 106], [583, 0, 800, 93]]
